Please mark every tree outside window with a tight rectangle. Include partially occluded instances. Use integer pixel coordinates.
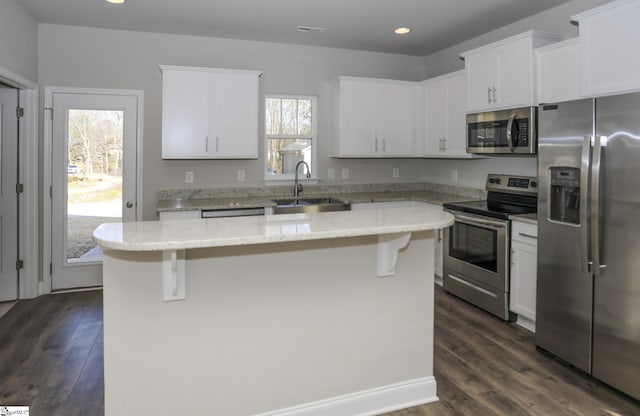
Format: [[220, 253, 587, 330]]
[[265, 95, 316, 177]]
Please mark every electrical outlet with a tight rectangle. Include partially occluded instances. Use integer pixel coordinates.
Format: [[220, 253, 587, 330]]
[[327, 168, 335, 180], [392, 167, 400, 178], [185, 171, 194, 183], [341, 168, 349, 180], [237, 170, 246, 182], [451, 169, 458, 182]]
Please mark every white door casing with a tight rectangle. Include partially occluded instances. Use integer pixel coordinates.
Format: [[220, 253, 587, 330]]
[[47, 89, 143, 291]]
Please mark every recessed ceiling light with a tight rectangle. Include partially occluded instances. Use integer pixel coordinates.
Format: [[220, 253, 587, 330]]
[[105, 0, 125, 4], [394, 27, 411, 35]]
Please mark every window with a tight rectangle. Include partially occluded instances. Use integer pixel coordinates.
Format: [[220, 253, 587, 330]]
[[265, 95, 316, 179]]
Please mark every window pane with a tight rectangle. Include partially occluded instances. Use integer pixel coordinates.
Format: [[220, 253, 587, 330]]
[[266, 139, 312, 175], [281, 99, 298, 135], [298, 99, 312, 135], [67, 109, 123, 262], [265, 98, 281, 135]]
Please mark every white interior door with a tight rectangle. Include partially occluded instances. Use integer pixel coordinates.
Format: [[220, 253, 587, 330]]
[[51, 92, 139, 291], [0, 86, 18, 301]]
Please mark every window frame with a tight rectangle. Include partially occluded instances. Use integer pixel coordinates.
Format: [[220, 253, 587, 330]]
[[263, 94, 318, 183]]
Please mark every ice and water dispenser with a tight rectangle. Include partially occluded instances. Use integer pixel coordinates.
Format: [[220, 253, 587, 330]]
[[549, 167, 580, 224]]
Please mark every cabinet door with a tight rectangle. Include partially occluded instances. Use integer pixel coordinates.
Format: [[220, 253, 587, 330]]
[[495, 37, 533, 109], [575, 1, 640, 96], [444, 73, 468, 156], [424, 80, 447, 155], [537, 39, 582, 104], [510, 240, 537, 323], [465, 51, 498, 112], [212, 72, 259, 158], [379, 83, 416, 156], [338, 80, 378, 156], [162, 70, 210, 158]]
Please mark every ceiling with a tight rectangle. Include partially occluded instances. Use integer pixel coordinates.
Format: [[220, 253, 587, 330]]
[[17, 0, 573, 56]]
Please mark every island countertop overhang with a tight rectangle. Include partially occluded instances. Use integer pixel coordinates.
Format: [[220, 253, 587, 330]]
[[93, 206, 454, 252]]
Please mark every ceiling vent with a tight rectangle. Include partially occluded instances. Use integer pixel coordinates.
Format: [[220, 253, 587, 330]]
[[297, 26, 326, 33]]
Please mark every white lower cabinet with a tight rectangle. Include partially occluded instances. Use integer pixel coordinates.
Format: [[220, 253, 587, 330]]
[[510, 220, 537, 332], [351, 201, 443, 280]]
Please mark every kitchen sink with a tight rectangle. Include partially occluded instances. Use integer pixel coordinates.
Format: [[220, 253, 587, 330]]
[[270, 197, 351, 214]]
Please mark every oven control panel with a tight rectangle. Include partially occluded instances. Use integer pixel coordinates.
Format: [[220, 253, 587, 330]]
[[486, 174, 538, 195]]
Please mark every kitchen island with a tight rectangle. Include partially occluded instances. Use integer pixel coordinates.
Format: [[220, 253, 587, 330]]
[[93, 206, 454, 416]]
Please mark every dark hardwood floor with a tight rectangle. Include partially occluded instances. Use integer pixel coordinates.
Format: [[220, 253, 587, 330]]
[[0, 287, 638, 416]]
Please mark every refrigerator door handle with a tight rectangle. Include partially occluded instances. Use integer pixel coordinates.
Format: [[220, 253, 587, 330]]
[[580, 136, 592, 273], [591, 135, 607, 277]]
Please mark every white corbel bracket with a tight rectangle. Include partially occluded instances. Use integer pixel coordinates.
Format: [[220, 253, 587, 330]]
[[162, 249, 186, 301], [377, 232, 412, 277]]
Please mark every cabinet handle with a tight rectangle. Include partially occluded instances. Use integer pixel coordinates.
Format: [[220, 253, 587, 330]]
[[216, 137, 219, 153], [518, 233, 537, 240], [382, 139, 386, 152], [375, 138, 378, 152], [205, 136, 209, 153], [437, 229, 442, 242], [442, 138, 447, 151], [492, 86, 497, 104]]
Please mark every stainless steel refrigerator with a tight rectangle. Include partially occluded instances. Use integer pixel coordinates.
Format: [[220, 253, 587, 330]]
[[537, 92, 640, 401]]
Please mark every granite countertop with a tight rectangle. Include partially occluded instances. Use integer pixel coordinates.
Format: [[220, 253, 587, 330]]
[[156, 190, 477, 213], [94, 206, 455, 251]]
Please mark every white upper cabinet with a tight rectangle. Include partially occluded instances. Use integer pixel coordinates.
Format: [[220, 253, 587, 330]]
[[422, 70, 471, 158], [572, 0, 640, 97], [161, 66, 262, 159], [332, 77, 417, 157], [536, 38, 582, 104], [461, 31, 563, 112]]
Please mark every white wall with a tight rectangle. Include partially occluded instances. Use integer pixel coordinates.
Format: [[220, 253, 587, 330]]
[[419, 0, 615, 190], [0, 0, 38, 83], [37, 24, 427, 219]]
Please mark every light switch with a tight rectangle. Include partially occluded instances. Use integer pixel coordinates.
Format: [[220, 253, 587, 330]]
[[327, 168, 335, 180], [185, 171, 194, 183], [393, 167, 400, 178], [237, 170, 246, 182], [341, 168, 349, 180]]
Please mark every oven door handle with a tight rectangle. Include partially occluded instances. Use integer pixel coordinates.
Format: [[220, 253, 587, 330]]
[[451, 214, 507, 230]]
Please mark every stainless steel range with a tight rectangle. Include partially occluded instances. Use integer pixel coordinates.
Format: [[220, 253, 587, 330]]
[[442, 174, 538, 321]]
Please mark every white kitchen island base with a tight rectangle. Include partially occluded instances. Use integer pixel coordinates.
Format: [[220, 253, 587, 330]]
[[96, 208, 452, 415]]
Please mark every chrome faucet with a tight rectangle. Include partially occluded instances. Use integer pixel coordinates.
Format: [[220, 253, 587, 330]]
[[294, 160, 311, 198]]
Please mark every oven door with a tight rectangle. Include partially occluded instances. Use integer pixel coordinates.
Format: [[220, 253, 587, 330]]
[[443, 210, 509, 291]]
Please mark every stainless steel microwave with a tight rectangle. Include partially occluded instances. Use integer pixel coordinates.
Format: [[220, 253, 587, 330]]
[[466, 107, 537, 154]]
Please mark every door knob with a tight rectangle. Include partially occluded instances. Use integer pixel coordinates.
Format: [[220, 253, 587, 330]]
[[126, 201, 134, 208]]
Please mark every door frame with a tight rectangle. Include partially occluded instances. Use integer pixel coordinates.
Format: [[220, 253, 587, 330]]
[[43, 86, 144, 294], [0, 65, 38, 300]]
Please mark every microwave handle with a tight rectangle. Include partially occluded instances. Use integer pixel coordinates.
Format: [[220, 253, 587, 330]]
[[506, 112, 516, 153]]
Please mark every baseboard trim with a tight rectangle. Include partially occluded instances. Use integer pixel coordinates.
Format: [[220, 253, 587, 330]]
[[255, 377, 438, 416]]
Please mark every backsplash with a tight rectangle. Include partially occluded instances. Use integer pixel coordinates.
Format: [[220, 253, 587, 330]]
[[158, 182, 486, 201]]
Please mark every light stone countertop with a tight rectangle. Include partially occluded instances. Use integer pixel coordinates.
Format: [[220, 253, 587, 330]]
[[156, 190, 477, 213], [95, 205, 454, 252]]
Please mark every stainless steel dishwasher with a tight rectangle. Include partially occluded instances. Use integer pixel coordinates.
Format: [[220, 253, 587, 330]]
[[201, 207, 265, 218]]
